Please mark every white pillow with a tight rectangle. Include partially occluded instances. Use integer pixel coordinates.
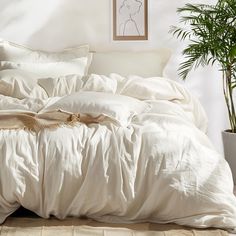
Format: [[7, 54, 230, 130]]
[[0, 69, 39, 99], [42, 91, 151, 126], [28, 84, 49, 100], [38, 74, 84, 97], [38, 73, 118, 98], [121, 76, 184, 100], [81, 74, 117, 94], [0, 39, 89, 62], [0, 57, 89, 77], [88, 49, 171, 77]]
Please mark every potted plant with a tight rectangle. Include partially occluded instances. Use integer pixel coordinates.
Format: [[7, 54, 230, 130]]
[[171, 0, 236, 181]]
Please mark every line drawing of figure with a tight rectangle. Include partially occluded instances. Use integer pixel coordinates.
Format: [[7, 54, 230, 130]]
[[118, 0, 143, 36]]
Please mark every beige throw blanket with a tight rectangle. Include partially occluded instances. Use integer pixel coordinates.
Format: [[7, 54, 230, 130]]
[[0, 110, 105, 132]]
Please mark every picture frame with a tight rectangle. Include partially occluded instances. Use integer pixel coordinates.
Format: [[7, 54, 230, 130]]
[[113, 0, 148, 40]]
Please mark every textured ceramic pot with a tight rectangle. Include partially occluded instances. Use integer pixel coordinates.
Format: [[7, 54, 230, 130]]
[[222, 130, 236, 183]]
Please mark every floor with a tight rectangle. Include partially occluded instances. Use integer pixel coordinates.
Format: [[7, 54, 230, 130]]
[[1, 217, 229, 236]]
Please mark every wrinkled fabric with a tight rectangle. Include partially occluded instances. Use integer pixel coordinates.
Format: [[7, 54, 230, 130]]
[[0, 74, 235, 232]]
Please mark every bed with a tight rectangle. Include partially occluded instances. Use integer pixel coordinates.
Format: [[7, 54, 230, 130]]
[[0, 40, 236, 233]]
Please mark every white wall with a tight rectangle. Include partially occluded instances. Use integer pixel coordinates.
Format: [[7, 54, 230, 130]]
[[0, 0, 228, 152]]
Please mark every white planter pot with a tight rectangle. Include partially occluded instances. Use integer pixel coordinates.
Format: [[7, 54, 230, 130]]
[[222, 130, 236, 183]]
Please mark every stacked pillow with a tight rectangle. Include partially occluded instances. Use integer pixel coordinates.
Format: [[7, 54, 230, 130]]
[[0, 69, 39, 99], [0, 39, 92, 99], [0, 41, 158, 127], [0, 40, 89, 62], [42, 91, 151, 127]]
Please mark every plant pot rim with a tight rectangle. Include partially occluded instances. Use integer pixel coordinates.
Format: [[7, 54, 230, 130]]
[[222, 129, 236, 134]]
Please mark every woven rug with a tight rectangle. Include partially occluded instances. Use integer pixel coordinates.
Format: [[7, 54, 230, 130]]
[[0, 217, 228, 236]]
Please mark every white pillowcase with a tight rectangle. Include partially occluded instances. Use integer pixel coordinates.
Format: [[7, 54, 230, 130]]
[[42, 91, 151, 126], [81, 74, 117, 94], [38, 73, 118, 98], [88, 49, 171, 77], [121, 76, 184, 100], [38, 74, 84, 97], [28, 84, 49, 100], [0, 69, 40, 99], [0, 57, 89, 77], [0, 39, 89, 62]]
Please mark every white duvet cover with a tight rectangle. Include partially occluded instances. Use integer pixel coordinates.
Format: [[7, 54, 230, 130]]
[[0, 74, 236, 232]]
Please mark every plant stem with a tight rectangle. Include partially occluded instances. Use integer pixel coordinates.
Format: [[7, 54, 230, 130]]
[[227, 67, 236, 132], [223, 71, 233, 130], [223, 68, 236, 132]]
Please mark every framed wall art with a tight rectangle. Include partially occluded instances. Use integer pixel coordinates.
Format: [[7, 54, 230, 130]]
[[113, 0, 148, 40]]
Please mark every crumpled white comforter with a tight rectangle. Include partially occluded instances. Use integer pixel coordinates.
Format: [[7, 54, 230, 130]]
[[0, 74, 236, 232]]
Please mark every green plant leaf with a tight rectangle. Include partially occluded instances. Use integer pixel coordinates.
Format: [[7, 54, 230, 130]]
[[170, 0, 236, 131]]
